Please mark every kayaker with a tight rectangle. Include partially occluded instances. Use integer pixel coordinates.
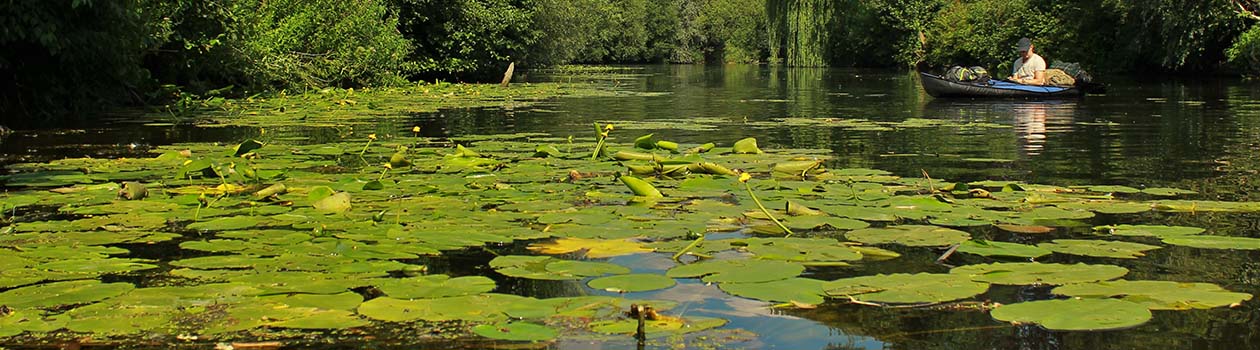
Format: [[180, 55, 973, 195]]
[[1007, 38, 1046, 85]]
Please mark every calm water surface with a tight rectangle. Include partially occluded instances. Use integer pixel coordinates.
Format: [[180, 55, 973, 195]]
[[2, 65, 1259, 349]]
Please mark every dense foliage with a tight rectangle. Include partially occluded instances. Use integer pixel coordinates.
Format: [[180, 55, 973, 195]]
[[2, 0, 1259, 122]]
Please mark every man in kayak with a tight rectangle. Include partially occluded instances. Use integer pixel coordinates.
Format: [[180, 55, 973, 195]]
[[1007, 38, 1046, 85]]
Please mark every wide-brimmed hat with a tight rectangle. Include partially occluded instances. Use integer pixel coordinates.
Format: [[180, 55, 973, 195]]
[[1016, 38, 1032, 52]]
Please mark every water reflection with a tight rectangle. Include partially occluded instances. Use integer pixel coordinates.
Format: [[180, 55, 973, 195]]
[[1010, 102, 1075, 157]]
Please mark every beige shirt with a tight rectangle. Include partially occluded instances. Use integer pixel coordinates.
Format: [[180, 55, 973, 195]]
[[1012, 53, 1046, 80]]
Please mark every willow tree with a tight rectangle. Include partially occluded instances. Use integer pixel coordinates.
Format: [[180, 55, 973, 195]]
[[767, 0, 833, 67]]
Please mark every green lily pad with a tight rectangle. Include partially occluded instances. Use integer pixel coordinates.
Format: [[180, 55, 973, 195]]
[[374, 275, 497, 299], [527, 238, 654, 258], [357, 294, 518, 323], [823, 273, 989, 304], [472, 322, 559, 341], [313, 192, 352, 213], [0, 280, 134, 309], [782, 216, 870, 230], [1141, 187, 1197, 196], [741, 237, 863, 264], [490, 255, 629, 280], [844, 225, 971, 247], [1160, 235, 1260, 250], [0, 311, 68, 337], [589, 316, 726, 338], [545, 260, 631, 277], [718, 278, 827, 305], [1038, 239, 1162, 259], [1053, 280, 1253, 310], [990, 298, 1151, 331], [262, 292, 364, 310], [951, 263, 1128, 285], [667, 259, 804, 283], [957, 240, 1052, 259], [588, 274, 676, 293], [1095, 224, 1205, 238], [269, 310, 369, 329]]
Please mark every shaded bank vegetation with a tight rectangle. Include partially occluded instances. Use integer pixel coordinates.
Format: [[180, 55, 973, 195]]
[[3, 0, 1260, 122]]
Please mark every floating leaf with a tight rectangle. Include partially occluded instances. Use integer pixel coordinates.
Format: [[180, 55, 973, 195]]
[[718, 278, 827, 305], [823, 273, 989, 304], [732, 137, 762, 154], [844, 225, 971, 247], [545, 260, 631, 277], [186, 216, 265, 231], [1038, 239, 1161, 259], [957, 240, 1052, 259], [1161, 235, 1260, 250], [528, 238, 654, 258], [619, 175, 664, 198], [374, 275, 496, 299], [589, 316, 726, 338], [313, 192, 352, 213], [990, 299, 1151, 331], [472, 322, 559, 341], [1095, 224, 1204, 238], [588, 274, 676, 293], [1052, 280, 1253, 310], [1141, 187, 1197, 196], [951, 262, 1128, 285], [233, 139, 264, 157], [0, 280, 134, 309], [270, 310, 369, 329], [666, 259, 804, 283]]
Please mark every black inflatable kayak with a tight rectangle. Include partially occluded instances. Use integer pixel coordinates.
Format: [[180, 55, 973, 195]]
[[919, 72, 1084, 98]]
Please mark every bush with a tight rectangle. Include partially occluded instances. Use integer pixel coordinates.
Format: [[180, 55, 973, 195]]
[[923, 0, 1067, 72], [147, 0, 411, 92], [1227, 24, 1260, 76]]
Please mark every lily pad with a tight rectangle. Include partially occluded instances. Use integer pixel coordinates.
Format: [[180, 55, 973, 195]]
[[269, 310, 369, 329], [990, 298, 1151, 331], [0, 280, 134, 309], [1160, 235, 1260, 250], [823, 273, 989, 304], [957, 240, 1052, 259], [718, 278, 827, 305], [1052, 280, 1253, 310], [844, 225, 971, 247], [589, 316, 726, 338], [1038, 239, 1162, 259], [588, 274, 676, 293], [472, 322, 559, 341], [667, 259, 804, 283], [374, 275, 497, 299], [951, 263, 1128, 285], [528, 238, 655, 258], [1095, 224, 1204, 238]]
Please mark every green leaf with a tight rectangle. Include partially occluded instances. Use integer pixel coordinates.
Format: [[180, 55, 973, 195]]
[[374, 275, 496, 299], [957, 240, 1052, 259], [844, 225, 971, 247], [233, 139, 264, 157], [588, 274, 676, 293], [823, 273, 989, 304], [0, 280, 134, 309], [951, 262, 1128, 285], [719, 278, 827, 305], [1161, 235, 1260, 250], [1053, 280, 1253, 310], [1094, 224, 1204, 238], [732, 137, 762, 154], [1038, 239, 1161, 259], [472, 322, 559, 341], [990, 299, 1151, 331], [666, 259, 804, 283]]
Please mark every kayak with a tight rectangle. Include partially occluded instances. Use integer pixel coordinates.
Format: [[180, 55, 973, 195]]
[[919, 72, 1084, 98]]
